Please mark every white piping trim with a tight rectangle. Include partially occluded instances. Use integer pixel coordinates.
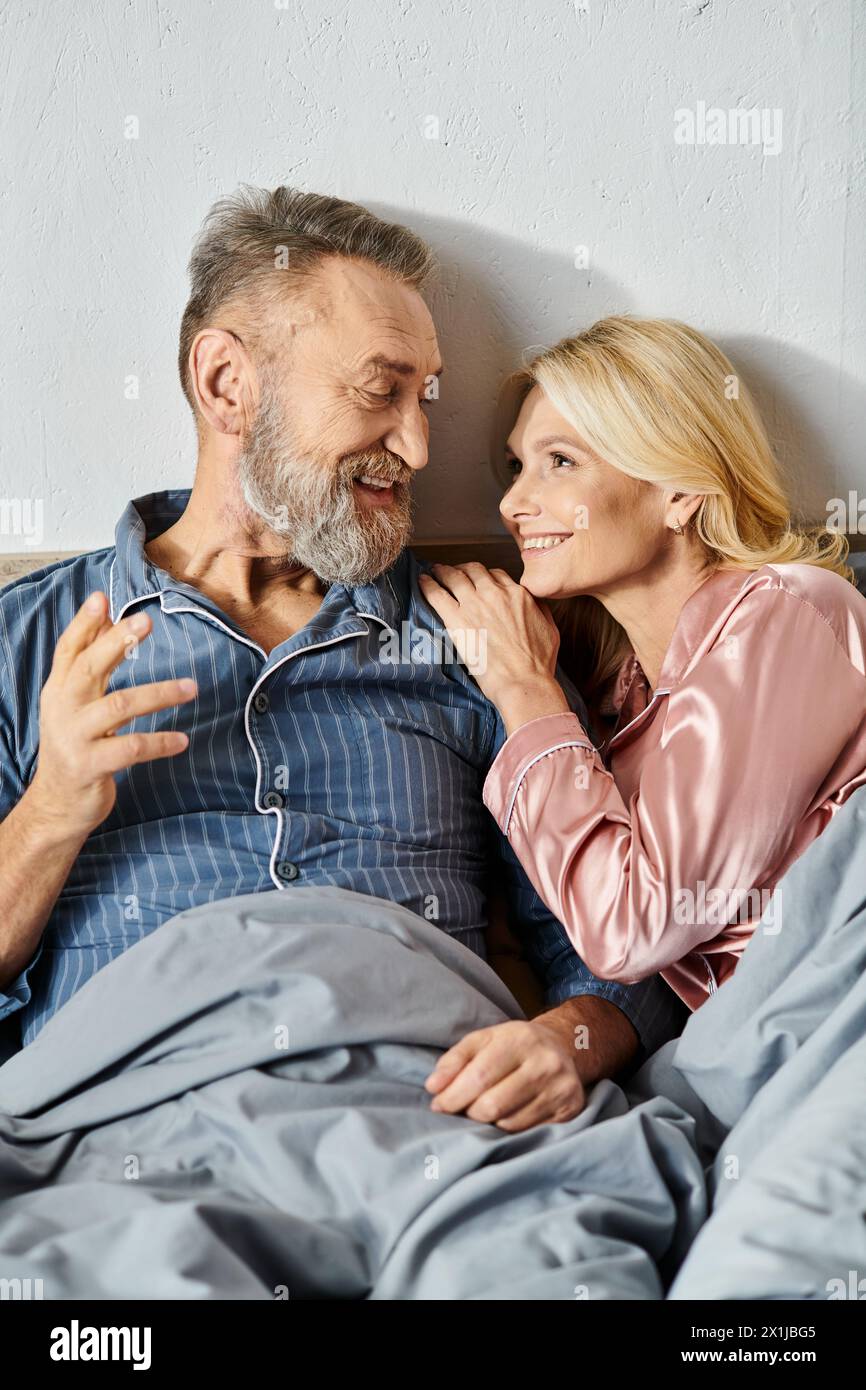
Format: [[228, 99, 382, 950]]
[[700, 953, 718, 996], [108, 555, 118, 620], [159, 598, 267, 658], [605, 687, 671, 750], [110, 582, 396, 891], [113, 588, 170, 626], [242, 623, 377, 889], [357, 612, 399, 639], [503, 738, 596, 833]]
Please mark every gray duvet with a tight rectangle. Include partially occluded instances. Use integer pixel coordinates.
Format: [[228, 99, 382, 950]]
[[1, 786, 865, 1301]]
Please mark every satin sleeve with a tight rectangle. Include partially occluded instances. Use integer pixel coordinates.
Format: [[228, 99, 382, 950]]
[[483, 588, 866, 982]]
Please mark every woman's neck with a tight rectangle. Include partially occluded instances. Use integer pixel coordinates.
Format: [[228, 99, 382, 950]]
[[592, 553, 717, 692]]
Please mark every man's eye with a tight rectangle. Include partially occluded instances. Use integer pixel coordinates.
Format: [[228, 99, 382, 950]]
[[362, 388, 432, 409]]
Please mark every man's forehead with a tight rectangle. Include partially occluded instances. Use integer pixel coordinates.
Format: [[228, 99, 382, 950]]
[[361, 350, 443, 378], [315, 259, 438, 343], [328, 313, 442, 378]]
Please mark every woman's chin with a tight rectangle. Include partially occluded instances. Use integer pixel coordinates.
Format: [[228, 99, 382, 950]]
[[519, 567, 573, 601]]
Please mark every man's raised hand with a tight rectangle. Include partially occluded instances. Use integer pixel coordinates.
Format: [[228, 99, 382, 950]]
[[29, 591, 196, 841]]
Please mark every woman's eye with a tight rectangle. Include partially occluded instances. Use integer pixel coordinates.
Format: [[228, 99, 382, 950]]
[[505, 456, 521, 476], [551, 452, 577, 469]]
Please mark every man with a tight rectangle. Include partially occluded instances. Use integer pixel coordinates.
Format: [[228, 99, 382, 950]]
[[0, 186, 685, 1129]]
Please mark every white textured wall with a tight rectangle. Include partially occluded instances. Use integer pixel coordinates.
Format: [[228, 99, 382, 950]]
[[0, 0, 863, 552]]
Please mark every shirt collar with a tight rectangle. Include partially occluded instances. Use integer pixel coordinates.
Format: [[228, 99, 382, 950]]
[[605, 565, 754, 714], [109, 490, 188, 622], [109, 489, 406, 633], [656, 565, 753, 687]]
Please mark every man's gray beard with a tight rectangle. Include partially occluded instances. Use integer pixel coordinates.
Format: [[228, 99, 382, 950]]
[[237, 386, 414, 586]]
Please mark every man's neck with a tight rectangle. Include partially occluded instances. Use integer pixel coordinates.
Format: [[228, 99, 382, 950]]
[[144, 475, 326, 651]]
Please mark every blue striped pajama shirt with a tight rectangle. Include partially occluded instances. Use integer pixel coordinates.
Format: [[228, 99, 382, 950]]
[[0, 490, 684, 1053]]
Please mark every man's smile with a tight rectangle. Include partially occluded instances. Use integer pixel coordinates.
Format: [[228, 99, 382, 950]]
[[352, 476, 397, 507]]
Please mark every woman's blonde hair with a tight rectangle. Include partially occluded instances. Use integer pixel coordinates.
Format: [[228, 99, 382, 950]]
[[493, 316, 852, 701]]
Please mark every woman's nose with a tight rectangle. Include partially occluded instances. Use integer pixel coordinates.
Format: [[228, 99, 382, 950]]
[[500, 476, 539, 524]]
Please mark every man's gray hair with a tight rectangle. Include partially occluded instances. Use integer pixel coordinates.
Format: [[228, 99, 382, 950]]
[[178, 184, 437, 419]]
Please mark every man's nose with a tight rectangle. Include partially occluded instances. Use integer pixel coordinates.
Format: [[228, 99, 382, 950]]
[[382, 407, 429, 473]]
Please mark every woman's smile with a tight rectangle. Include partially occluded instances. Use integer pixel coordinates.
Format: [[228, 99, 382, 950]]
[[520, 531, 574, 558]]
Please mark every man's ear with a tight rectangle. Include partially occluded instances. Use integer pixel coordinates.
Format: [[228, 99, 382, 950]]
[[189, 328, 256, 437]]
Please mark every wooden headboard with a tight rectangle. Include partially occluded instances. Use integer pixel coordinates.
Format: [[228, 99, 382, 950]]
[[8, 533, 861, 591], [0, 536, 523, 588]]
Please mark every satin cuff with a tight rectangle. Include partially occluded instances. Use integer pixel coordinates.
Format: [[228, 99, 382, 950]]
[[482, 711, 606, 834]]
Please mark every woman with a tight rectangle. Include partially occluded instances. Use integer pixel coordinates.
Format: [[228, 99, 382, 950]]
[[419, 317, 866, 1010]]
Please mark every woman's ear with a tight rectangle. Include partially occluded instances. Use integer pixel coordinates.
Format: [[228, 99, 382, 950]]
[[664, 490, 704, 531]]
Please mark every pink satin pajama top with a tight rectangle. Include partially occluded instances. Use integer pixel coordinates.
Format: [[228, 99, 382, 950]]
[[482, 563, 866, 1010]]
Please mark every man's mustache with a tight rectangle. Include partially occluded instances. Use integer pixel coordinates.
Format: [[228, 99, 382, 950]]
[[339, 449, 413, 488]]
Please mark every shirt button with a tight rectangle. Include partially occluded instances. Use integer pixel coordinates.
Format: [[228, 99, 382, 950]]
[[276, 860, 299, 881], [253, 692, 270, 714], [262, 790, 285, 810]]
